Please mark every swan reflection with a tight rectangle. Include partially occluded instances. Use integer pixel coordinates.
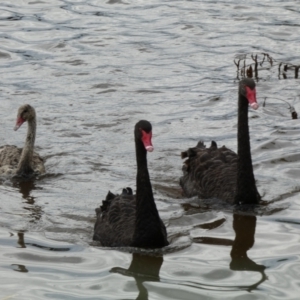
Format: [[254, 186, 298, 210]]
[[192, 210, 267, 291], [17, 231, 26, 248], [11, 264, 28, 273], [14, 179, 35, 202], [230, 213, 267, 291], [110, 253, 163, 300], [13, 179, 43, 223]]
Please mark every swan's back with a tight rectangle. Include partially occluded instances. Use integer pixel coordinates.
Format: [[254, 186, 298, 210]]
[[180, 141, 238, 203], [0, 145, 45, 176], [93, 187, 168, 247], [93, 188, 136, 247], [0, 146, 22, 173]]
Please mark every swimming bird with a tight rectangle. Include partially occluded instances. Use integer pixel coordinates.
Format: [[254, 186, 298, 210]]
[[93, 120, 169, 248], [0, 104, 45, 178], [180, 78, 261, 205]]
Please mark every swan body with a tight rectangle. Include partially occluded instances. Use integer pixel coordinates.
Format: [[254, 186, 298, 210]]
[[0, 104, 45, 178], [180, 78, 261, 205], [93, 120, 169, 248]]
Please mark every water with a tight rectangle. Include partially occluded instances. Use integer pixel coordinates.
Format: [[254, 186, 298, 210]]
[[0, 0, 300, 299]]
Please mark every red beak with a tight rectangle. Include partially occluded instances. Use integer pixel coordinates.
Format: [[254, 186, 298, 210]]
[[141, 130, 154, 152], [245, 86, 259, 110], [14, 117, 25, 131]]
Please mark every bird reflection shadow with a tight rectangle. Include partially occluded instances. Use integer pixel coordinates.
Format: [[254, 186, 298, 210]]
[[193, 211, 267, 291], [17, 231, 26, 248], [13, 179, 35, 203], [11, 232, 29, 273], [230, 213, 267, 291], [12, 179, 43, 223], [110, 253, 163, 300], [11, 263, 29, 273]]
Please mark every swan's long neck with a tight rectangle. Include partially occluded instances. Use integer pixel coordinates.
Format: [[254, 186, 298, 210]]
[[131, 139, 166, 248], [234, 94, 259, 204], [17, 118, 36, 175]]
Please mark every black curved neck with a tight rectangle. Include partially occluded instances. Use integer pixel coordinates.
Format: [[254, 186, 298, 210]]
[[135, 139, 154, 206], [234, 94, 259, 204], [131, 139, 166, 248], [17, 118, 36, 175]]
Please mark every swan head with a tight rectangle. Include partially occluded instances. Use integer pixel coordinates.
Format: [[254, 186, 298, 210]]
[[135, 120, 154, 152], [239, 78, 259, 110], [14, 104, 36, 131]]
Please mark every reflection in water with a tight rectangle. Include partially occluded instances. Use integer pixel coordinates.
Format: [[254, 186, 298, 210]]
[[111, 253, 163, 300], [17, 232, 26, 248], [11, 264, 28, 273], [230, 213, 267, 291], [12, 231, 71, 274], [193, 211, 267, 291], [13, 232, 28, 273], [17, 231, 70, 252], [13, 179, 36, 203], [12, 179, 43, 223]]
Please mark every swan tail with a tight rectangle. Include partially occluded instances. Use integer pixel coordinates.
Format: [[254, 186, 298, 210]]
[[99, 191, 116, 213], [210, 141, 218, 149], [181, 140, 207, 159]]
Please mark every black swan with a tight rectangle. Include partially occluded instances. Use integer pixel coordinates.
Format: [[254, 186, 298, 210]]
[[0, 104, 45, 178], [93, 120, 169, 248], [180, 78, 261, 205]]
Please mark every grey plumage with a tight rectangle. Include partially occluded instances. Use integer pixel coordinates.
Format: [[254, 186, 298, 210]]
[[0, 104, 45, 178]]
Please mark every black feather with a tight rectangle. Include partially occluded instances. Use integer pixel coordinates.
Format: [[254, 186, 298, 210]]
[[93, 120, 169, 248], [179, 79, 261, 205]]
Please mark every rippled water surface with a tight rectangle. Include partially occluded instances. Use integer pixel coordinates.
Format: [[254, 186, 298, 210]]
[[1, 0, 300, 299]]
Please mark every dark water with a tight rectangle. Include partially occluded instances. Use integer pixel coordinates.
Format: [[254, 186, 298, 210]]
[[0, 0, 300, 299]]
